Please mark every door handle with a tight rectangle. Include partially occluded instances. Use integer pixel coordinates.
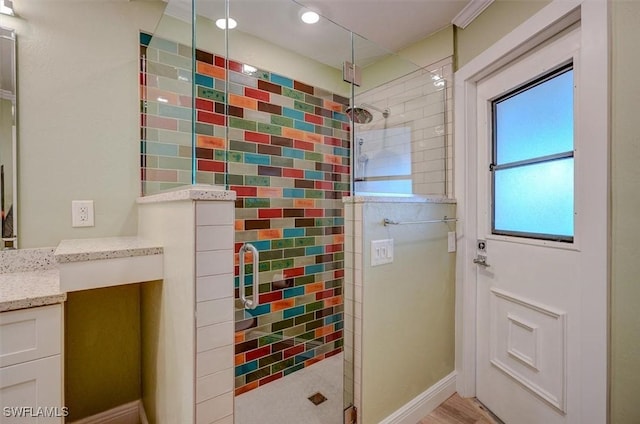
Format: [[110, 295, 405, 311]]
[[239, 243, 259, 310], [473, 254, 490, 268]]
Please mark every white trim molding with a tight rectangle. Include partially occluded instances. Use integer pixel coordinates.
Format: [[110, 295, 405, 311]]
[[451, 0, 495, 29], [490, 288, 568, 412], [454, 0, 609, 422], [379, 372, 457, 424]]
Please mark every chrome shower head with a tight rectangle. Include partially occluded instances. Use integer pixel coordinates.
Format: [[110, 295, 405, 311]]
[[345, 107, 373, 124], [345, 104, 390, 124]]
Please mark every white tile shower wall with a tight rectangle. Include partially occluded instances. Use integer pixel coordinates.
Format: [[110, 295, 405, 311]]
[[197, 345, 234, 378], [196, 298, 234, 327], [196, 368, 235, 403], [196, 201, 234, 225], [343, 203, 355, 405], [197, 274, 234, 303], [354, 202, 364, 424], [344, 205, 355, 413], [195, 201, 235, 424], [196, 226, 234, 252], [197, 322, 235, 352], [195, 392, 234, 424], [355, 57, 454, 197], [344, 201, 364, 424], [196, 251, 234, 277]]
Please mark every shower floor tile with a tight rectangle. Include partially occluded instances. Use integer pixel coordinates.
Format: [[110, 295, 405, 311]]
[[235, 353, 343, 424]]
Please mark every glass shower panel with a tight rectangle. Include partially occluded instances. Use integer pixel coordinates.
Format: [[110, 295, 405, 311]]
[[192, 0, 229, 188], [347, 35, 455, 423], [351, 34, 452, 197], [140, 0, 198, 195], [224, 1, 353, 423]]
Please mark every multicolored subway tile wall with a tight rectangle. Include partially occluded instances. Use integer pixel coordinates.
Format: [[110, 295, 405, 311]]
[[140, 33, 349, 396]]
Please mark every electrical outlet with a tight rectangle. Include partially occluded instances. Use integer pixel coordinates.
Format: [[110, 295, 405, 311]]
[[72, 200, 94, 227]]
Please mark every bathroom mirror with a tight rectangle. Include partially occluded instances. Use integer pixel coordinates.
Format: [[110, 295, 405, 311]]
[[0, 26, 16, 248]]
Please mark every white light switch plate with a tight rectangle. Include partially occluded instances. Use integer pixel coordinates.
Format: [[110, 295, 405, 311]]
[[448, 231, 456, 253], [371, 239, 394, 266]]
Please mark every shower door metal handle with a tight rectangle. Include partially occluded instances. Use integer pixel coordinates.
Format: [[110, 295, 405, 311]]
[[239, 243, 259, 310]]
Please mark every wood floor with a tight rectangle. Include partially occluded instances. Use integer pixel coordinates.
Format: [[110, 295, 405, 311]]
[[418, 393, 502, 424]]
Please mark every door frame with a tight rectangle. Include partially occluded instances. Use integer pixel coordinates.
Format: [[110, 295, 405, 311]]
[[453, 0, 609, 422]]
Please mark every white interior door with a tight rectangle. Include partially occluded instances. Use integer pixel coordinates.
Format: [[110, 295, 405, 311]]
[[473, 26, 605, 424]]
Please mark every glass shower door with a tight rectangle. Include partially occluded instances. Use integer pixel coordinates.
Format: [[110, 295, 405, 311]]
[[142, 0, 453, 420], [188, 0, 356, 422], [346, 30, 454, 424]]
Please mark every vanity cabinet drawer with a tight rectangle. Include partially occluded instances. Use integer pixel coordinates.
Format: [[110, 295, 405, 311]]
[[0, 355, 64, 423], [0, 304, 62, 368]]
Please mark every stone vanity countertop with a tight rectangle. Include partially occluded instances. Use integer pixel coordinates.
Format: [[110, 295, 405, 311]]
[[0, 269, 65, 312], [54, 236, 163, 263], [0, 247, 57, 274], [1, 237, 164, 311], [136, 184, 236, 204]]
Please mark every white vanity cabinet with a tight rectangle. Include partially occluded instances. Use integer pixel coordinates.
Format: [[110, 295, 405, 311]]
[[0, 304, 64, 422]]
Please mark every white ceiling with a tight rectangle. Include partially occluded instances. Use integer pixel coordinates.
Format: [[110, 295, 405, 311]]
[[167, 0, 473, 69], [0, 0, 475, 100], [295, 0, 470, 53]]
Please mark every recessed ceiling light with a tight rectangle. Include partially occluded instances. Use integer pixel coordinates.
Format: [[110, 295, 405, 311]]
[[301, 10, 320, 24], [216, 18, 237, 30]]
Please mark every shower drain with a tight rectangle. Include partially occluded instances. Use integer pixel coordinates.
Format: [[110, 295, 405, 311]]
[[308, 392, 327, 406]]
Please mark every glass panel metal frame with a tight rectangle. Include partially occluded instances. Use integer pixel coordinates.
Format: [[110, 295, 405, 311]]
[[491, 62, 575, 242]]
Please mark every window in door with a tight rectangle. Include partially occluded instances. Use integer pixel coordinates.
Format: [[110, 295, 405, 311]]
[[491, 63, 574, 242]]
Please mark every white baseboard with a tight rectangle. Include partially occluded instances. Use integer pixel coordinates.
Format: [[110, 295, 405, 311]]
[[379, 371, 457, 424], [68, 400, 146, 424], [139, 401, 149, 424]]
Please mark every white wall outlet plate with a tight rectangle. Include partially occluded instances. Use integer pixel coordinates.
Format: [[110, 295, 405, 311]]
[[371, 239, 394, 266], [72, 200, 94, 227]]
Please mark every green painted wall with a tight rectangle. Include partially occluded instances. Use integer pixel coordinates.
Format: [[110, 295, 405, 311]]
[[611, 2, 640, 422], [65, 284, 141, 422], [361, 202, 456, 423], [455, 0, 551, 69], [0, 1, 165, 248], [399, 25, 454, 68], [358, 26, 454, 93]]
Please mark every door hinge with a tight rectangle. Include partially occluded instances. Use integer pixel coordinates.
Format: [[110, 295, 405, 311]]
[[344, 405, 357, 424]]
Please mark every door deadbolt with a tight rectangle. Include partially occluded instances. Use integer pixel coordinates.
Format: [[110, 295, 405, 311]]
[[477, 239, 486, 252]]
